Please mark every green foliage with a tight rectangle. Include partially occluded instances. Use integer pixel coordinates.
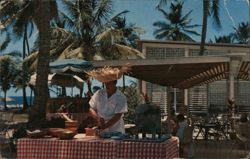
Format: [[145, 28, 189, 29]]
[[233, 22, 249, 44], [213, 34, 234, 43], [0, 55, 18, 92], [122, 82, 143, 124], [153, 0, 200, 41], [0, 55, 19, 108]]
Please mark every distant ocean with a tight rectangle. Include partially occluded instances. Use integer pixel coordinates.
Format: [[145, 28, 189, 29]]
[[0, 96, 34, 109]]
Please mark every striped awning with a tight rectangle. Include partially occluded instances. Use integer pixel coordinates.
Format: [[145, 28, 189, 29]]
[[92, 56, 231, 89], [237, 61, 250, 80]]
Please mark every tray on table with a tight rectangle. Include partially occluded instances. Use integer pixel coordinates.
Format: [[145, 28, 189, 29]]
[[123, 134, 171, 142]]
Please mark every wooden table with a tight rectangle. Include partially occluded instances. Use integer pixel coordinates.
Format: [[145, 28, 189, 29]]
[[17, 134, 179, 159]]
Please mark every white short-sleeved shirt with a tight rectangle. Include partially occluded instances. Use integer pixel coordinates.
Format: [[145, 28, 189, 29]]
[[89, 89, 128, 133]]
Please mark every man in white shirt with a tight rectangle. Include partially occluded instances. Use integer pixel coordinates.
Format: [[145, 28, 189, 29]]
[[89, 80, 128, 133]]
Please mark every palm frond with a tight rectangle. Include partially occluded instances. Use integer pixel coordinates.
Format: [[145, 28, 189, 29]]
[[210, 0, 221, 29], [93, 0, 113, 27], [96, 28, 123, 44], [183, 29, 200, 36], [5, 50, 22, 57], [0, 33, 11, 51], [109, 10, 129, 22], [158, 8, 170, 21], [180, 10, 192, 23], [130, 26, 145, 35], [56, 8, 76, 32], [113, 43, 145, 59], [155, 0, 168, 9]]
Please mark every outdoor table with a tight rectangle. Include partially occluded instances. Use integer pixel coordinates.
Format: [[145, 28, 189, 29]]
[[17, 134, 179, 159], [195, 123, 217, 140]]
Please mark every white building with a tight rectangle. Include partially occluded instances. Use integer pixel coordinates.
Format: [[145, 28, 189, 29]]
[[137, 40, 250, 116], [93, 40, 250, 117]]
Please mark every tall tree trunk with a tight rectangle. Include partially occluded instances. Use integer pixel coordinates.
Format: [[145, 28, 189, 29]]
[[22, 24, 28, 111], [199, 0, 209, 56], [4, 91, 7, 110], [29, 0, 50, 128]]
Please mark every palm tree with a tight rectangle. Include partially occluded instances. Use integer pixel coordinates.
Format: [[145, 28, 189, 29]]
[[199, 0, 221, 55], [232, 22, 249, 44], [27, 0, 51, 128], [0, 1, 35, 110], [0, 55, 19, 109], [11, 2, 35, 110], [153, 0, 200, 41], [24, 0, 144, 71], [107, 16, 145, 48], [0, 1, 32, 110], [50, 0, 114, 60], [213, 34, 234, 43], [56, 0, 144, 59], [0, 0, 58, 111], [96, 14, 145, 59]]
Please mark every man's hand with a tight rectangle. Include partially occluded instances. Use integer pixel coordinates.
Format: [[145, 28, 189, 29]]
[[97, 117, 105, 128]]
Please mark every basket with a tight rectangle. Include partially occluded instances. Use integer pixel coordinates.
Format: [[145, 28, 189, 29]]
[[85, 128, 96, 136], [26, 129, 47, 138], [57, 130, 76, 140], [65, 120, 79, 133], [46, 128, 66, 137]]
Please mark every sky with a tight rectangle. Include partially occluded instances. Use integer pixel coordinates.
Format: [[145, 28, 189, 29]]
[[113, 0, 249, 41], [1, 0, 249, 97]]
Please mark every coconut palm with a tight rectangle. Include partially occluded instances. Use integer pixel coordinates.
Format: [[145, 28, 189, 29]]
[[199, 0, 221, 55], [0, 0, 34, 55], [0, 55, 19, 109], [24, 0, 144, 72], [0, 0, 36, 109], [153, 0, 200, 41], [25, 0, 52, 127], [48, 0, 113, 60], [105, 16, 145, 49], [96, 14, 145, 59], [232, 22, 249, 44], [213, 34, 234, 43], [1, 0, 58, 125], [0, 0, 58, 111]]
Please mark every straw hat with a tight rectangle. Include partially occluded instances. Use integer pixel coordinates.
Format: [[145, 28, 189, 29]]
[[85, 64, 131, 83]]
